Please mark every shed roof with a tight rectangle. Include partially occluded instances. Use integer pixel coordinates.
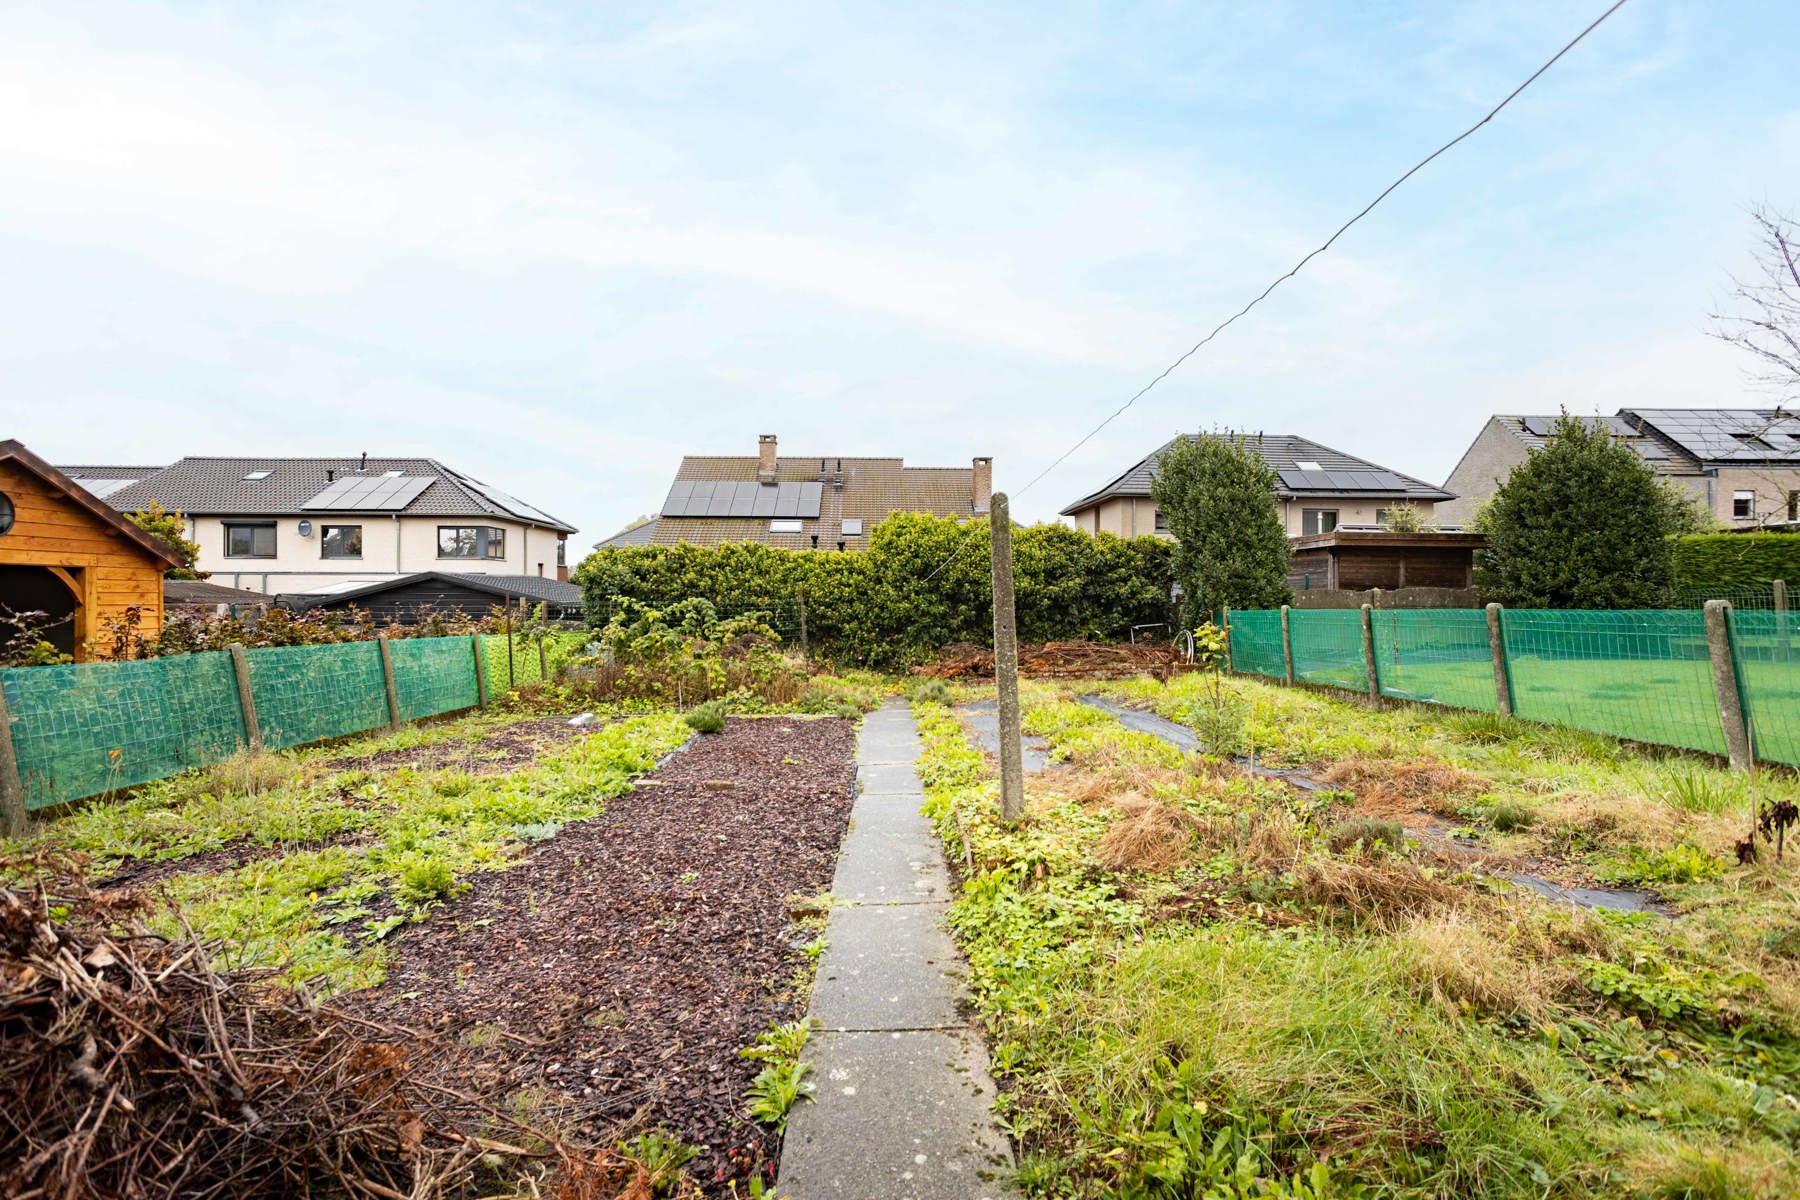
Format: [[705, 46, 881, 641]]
[[0, 440, 183, 568], [279, 571, 582, 610], [1061, 434, 1451, 515], [164, 578, 273, 605], [77, 456, 576, 533]]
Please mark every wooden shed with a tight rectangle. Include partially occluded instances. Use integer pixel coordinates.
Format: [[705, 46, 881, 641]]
[[0, 440, 180, 661], [1287, 530, 1486, 594]]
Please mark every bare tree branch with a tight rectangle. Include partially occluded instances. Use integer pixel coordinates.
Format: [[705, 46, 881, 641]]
[[1710, 207, 1800, 398]]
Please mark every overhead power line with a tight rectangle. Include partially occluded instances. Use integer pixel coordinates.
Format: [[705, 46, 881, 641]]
[[921, 0, 1633, 585]]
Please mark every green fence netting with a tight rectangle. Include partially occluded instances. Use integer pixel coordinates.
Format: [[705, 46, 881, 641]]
[[1288, 609, 1368, 691], [1371, 609, 1498, 712], [1499, 609, 1725, 755], [1726, 609, 1800, 766], [247, 641, 388, 751], [479, 631, 591, 692], [390, 637, 481, 722], [1, 653, 247, 810], [1227, 610, 1285, 679]]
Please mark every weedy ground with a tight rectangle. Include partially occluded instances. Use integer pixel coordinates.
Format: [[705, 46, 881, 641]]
[[925, 673, 1800, 1200]]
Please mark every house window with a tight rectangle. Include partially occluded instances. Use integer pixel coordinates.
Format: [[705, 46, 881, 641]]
[[321, 524, 363, 559], [224, 521, 276, 558], [438, 525, 506, 559], [841, 518, 864, 536], [556, 538, 567, 567], [1301, 508, 1338, 536], [1153, 508, 1167, 531], [0, 492, 13, 535], [770, 519, 803, 534], [1733, 491, 1756, 521]]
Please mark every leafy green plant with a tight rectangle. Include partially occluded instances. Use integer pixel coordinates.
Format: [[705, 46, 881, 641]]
[[396, 859, 465, 907], [742, 1020, 814, 1131], [1584, 955, 1721, 1023], [615, 1129, 700, 1196], [1597, 841, 1727, 886], [907, 679, 953, 706], [1325, 817, 1405, 856], [684, 700, 727, 734]]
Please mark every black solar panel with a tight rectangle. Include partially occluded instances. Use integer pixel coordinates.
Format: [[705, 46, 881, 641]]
[[661, 480, 823, 518], [302, 475, 432, 511]]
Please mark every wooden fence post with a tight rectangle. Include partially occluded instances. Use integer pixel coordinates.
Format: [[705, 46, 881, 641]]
[[376, 634, 402, 731], [1485, 603, 1513, 718], [1280, 604, 1295, 685], [538, 637, 548, 682], [1703, 600, 1753, 772], [1360, 603, 1378, 699], [0, 684, 31, 838], [990, 493, 1024, 824], [228, 644, 263, 751], [472, 634, 488, 708]]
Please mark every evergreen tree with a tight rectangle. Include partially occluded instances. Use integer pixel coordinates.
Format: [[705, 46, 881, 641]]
[[1474, 413, 1679, 607], [1150, 433, 1291, 619]]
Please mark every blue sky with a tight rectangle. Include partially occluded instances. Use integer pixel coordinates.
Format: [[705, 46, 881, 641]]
[[3, 1, 1797, 545]]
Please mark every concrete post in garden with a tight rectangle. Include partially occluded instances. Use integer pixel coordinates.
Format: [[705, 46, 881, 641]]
[[472, 634, 488, 708], [990, 492, 1024, 823], [1280, 604, 1295, 685], [0, 685, 30, 838], [798, 585, 809, 665], [538, 637, 549, 681], [1221, 605, 1233, 672], [376, 634, 402, 731], [1485, 603, 1514, 718], [1703, 600, 1753, 772], [228, 644, 263, 751], [1776, 578, 1790, 662], [1360, 603, 1378, 698]]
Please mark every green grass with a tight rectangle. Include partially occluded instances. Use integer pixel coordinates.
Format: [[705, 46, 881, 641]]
[[7, 712, 691, 990], [921, 677, 1800, 1199]]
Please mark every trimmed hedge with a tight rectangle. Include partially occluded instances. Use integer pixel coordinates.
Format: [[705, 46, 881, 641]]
[[1674, 533, 1800, 591], [572, 513, 1175, 669]]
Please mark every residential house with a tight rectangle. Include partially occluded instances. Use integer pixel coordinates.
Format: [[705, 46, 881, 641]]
[[65, 455, 576, 597], [1440, 409, 1800, 529], [1, 440, 180, 660], [626, 435, 992, 550], [1060, 434, 1454, 540], [278, 572, 585, 624]]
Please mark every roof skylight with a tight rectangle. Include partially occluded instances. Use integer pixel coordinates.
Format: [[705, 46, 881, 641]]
[[243, 471, 272, 481]]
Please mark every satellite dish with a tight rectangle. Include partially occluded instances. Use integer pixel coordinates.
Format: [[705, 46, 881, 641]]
[[297, 519, 314, 537]]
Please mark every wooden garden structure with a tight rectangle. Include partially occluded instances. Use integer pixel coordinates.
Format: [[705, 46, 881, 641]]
[[0, 439, 179, 661]]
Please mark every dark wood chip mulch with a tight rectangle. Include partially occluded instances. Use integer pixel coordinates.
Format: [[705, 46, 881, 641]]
[[354, 715, 857, 1195]]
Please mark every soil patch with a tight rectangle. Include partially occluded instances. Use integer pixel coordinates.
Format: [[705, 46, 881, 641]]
[[352, 715, 857, 1196], [97, 832, 377, 892], [327, 716, 605, 776]]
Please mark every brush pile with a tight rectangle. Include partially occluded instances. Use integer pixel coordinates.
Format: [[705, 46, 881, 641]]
[[0, 859, 561, 1200], [913, 639, 1187, 681]]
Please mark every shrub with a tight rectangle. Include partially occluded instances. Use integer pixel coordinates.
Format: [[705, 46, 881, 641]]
[[684, 700, 727, 734], [1675, 532, 1800, 591], [907, 680, 952, 706], [1150, 432, 1292, 617]]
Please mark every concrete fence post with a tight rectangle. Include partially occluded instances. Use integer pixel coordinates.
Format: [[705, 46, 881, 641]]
[[990, 493, 1024, 823], [0, 684, 31, 838], [1775, 578, 1790, 662], [1485, 603, 1514, 718], [228, 644, 263, 752], [1280, 604, 1295, 685], [376, 634, 402, 731], [1221, 605, 1233, 673], [1703, 600, 1753, 772], [1360, 603, 1378, 699], [472, 634, 488, 709]]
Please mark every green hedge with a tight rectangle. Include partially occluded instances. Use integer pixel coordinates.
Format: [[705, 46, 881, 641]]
[[572, 513, 1175, 668], [1674, 533, 1800, 591]]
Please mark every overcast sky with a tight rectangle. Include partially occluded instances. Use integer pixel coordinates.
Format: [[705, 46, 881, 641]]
[[3, 1, 1797, 546]]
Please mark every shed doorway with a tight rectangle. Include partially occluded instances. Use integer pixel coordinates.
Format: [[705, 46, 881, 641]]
[[0, 565, 80, 658]]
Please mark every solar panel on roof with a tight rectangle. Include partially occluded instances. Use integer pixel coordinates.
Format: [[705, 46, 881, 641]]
[[302, 475, 431, 511]]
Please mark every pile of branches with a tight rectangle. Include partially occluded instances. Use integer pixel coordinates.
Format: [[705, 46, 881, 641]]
[[0, 859, 643, 1200], [912, 639, 1188, 681]]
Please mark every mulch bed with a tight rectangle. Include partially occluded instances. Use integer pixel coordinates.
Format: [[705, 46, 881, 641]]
[[352, 715, 858, 1196]]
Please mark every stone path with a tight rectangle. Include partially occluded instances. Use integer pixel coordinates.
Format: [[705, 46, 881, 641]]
[[777, 701, 1016, 1199]]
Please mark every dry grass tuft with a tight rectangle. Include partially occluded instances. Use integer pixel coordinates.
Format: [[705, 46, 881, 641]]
[[1321, 755, 1480, 817], [1399, 909, 1581, 1018], [1294, 856, 1464, 926], [1096, 796, 1198, 872]]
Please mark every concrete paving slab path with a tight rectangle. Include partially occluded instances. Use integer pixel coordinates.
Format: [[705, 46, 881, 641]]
[[778, 701, 1017, 1199]]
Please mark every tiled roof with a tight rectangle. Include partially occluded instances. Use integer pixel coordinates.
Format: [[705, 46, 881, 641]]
[[1491, 415, 1691, 468], [1061, 434, 1451, 514], [652, 455, 980, 549], [76, 456, 576, 533], [165, 579, 273, 605], [278, 571, 582, 608], [594, 520, 659, 549]]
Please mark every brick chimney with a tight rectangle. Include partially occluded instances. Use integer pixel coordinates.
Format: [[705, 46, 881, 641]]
[[972, 456, 993, 513], [757, 434, 778, 483]]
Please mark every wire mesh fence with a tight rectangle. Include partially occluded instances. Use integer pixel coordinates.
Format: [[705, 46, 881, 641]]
[[0, 636, 513, 813], [1725, 609, 1800, 766], [1225, 610, 1285, 678], [1371, 608, 1497, 712], [1287, 608, 1367, 691], [478, 631, 593, 692], [1, 653, 246, 811]]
